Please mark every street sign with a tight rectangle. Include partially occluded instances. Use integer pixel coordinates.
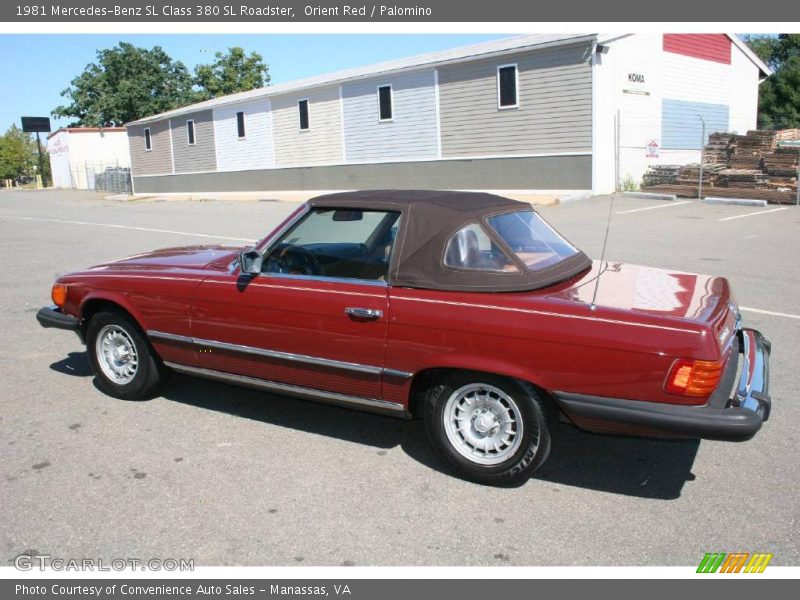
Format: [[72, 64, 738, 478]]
[[21, 116, 51, 133]]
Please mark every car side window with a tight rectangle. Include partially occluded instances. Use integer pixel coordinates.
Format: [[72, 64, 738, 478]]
[[262, 208, 402, 281], [444, 222, 518, 272]]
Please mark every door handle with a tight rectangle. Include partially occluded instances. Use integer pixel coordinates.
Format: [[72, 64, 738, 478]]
[[345, 307, 383, 321]]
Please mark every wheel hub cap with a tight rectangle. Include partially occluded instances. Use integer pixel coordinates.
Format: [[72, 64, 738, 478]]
[[95, 324, 139, 385], [442, 383, 528, 466]]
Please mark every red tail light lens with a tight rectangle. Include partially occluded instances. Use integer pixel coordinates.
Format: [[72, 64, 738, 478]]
[[665, 358, 724, 397]]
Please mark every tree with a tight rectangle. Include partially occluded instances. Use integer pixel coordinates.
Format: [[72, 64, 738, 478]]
[[743, 34, 800, 129], [194, 47, 270, 100], [0, 125, 38, 181], [53, 43, 195, 126]]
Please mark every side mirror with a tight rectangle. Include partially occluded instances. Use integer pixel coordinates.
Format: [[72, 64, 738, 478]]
[[238, 249, 263, 276]]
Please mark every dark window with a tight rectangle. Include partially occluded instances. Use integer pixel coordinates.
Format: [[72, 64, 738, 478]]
[[378, 85, 393, 121], [298, 100, 310, 130], [236, 111, 246, 138], [263, 208, 402, 281], [144, 128, 152, 151], [186, 120, 195, 145], [498, 65, 518, 108]]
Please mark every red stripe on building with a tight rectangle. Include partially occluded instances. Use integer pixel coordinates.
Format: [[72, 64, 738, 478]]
[[663, 34, 731, 64]]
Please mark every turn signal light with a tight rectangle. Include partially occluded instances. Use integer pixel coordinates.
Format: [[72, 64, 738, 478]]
[[665, 358, 724, 397], [51, 283, 68, 308]]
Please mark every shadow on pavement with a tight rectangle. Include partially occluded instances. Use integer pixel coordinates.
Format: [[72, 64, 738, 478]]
[[51, 352, 699, 499]]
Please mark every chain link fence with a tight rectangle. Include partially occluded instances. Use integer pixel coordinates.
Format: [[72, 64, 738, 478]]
[[53, 161, 132, 195], [616, 112, 800, 205]]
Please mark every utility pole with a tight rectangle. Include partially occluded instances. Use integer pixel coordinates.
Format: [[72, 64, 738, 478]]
[[35, 132, 45, 187]]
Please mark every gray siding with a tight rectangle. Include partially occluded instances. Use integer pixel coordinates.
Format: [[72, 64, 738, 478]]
[[438, 42, 593, 157], [171, 110, 216, 174], [128, 121, 172, 176], [342, 70, 438, 162], [132, 155, 591, 193]]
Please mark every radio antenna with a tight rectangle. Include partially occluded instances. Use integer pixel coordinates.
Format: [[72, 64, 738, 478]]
[[589, 192, 617, 311]]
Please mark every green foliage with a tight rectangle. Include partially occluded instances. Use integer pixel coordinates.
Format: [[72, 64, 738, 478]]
[[743, 34, 800, 129], [194, 47, 270, 100], [53, 42, 195, 126], [619, 174, 639, 192], [0, 124, 38, 180]]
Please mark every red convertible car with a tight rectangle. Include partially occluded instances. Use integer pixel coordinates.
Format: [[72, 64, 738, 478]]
[[37, 190, 771, 484]]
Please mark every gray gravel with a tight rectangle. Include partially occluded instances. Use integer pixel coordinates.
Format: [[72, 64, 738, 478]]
[[1, 190, 797, 566]]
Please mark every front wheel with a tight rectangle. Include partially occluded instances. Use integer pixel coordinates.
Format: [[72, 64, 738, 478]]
[[422, 372, 556, 485], [86, 311, 169, 400]]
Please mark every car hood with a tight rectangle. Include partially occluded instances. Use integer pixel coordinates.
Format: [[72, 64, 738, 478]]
[[89, 245, 245, 272], [549, 260, 734, 323]]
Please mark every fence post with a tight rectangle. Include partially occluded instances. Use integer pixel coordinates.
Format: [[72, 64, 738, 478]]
[[796, 165, 799, 206], [697, 115, 706, 201], [615, 109, 620, 192]]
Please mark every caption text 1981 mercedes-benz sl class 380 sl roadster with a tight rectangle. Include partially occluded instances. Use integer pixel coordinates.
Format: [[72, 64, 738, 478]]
[[37, 190, 772, 485]]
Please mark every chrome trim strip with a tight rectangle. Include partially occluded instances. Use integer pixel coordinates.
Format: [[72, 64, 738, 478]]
[[147, 330, 414, 379], [163, 361, 410, 418], [147, 330, 193, 345], [382, 368, 414, 380], [194, 337, 383, 376], [260, 272, 388, 287]]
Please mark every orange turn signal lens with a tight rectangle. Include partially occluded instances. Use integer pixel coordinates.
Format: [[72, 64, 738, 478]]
[[665, 358, 724, 397], [51, 283, 68, 308]]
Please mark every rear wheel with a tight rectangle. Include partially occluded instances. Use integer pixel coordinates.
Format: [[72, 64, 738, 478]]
[[422, 372, 556, 485], [86, 311, 169, 400]]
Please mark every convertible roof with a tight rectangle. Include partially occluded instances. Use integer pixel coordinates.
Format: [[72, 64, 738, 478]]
[[309, 190, 592, 292]]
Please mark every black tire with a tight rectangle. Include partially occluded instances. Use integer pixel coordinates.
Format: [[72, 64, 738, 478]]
[[422, 371, 556, 485], [86, 310, 169, 400]]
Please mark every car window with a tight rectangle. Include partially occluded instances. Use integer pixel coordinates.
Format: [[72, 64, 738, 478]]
[[487, 210, 578, 271], [444, 222, 518, 272], [263, 208, 401, 281]]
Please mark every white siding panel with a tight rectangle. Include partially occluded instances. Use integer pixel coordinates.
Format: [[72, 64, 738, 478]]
[[729, 45, 759, 133], [342, 70, 439, 162], [662, 53, 731, 105], [214, 99, 274, 172]]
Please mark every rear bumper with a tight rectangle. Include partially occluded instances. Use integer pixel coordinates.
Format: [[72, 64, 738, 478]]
[[36, 305, 84, 341], [554, 328, 771, 442]]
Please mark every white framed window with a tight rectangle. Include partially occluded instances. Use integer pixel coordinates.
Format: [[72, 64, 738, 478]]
[[236, 111, 246, 138], [377, 84, 393, 122], [298, 99, 310, 130], [144, 127, 152, 151], [497, 64, 519, 109], [186, 119, 196, 145]]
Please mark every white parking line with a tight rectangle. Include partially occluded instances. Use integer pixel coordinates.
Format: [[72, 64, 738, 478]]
[[718, 207, 789, 222], [616, 200, 691, 214], [740, 306, 800, 321], [0, 215, 257, 243]]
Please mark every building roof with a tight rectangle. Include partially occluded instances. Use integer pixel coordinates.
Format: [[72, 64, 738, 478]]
[[47, 127, 127, 140], [126, 33, 597, 126], [308, 190, 592, 292], [727, 34, 772, 77]]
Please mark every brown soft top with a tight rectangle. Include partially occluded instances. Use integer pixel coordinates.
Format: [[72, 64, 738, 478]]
[[310, 190, 592, 292]]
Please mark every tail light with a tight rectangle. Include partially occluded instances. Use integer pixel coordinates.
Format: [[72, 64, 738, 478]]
[[664, 358, 724, 397], [51, 283, 68, 308]]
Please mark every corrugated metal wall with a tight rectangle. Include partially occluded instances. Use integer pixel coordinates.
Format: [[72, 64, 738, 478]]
[[663, 34, 731, 65], [661, 99, 730, 150], [341, 70, 439, 162]]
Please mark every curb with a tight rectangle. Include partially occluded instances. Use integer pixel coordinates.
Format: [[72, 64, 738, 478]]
[[557, 192, 593, 204], [622, 192, 678, 201], [703, 197, 769, 207]]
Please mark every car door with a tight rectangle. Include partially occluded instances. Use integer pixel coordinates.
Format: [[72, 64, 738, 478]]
[[189, 207, 401, 401]]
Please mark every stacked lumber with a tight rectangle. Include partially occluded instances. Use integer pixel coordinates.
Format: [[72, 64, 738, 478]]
[[763, 146, 800, 176], [775, 129, 800, 143], [677, 163, 724, 186], [718, 169, 769, 188], [704, 132, 735, 164], [641, 164, 680, 186]]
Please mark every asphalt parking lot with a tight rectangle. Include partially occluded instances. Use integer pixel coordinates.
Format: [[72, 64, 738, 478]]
[[1, 190, 798, 566]]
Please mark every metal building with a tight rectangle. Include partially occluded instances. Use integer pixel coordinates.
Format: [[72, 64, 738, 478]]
[[126, 33, 770, 196]]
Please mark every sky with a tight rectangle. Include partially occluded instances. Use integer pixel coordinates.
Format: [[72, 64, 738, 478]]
[[0, 34, 507, 135]]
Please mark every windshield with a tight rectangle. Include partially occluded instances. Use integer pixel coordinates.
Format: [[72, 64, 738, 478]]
[[487, 210, 579, 271]]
